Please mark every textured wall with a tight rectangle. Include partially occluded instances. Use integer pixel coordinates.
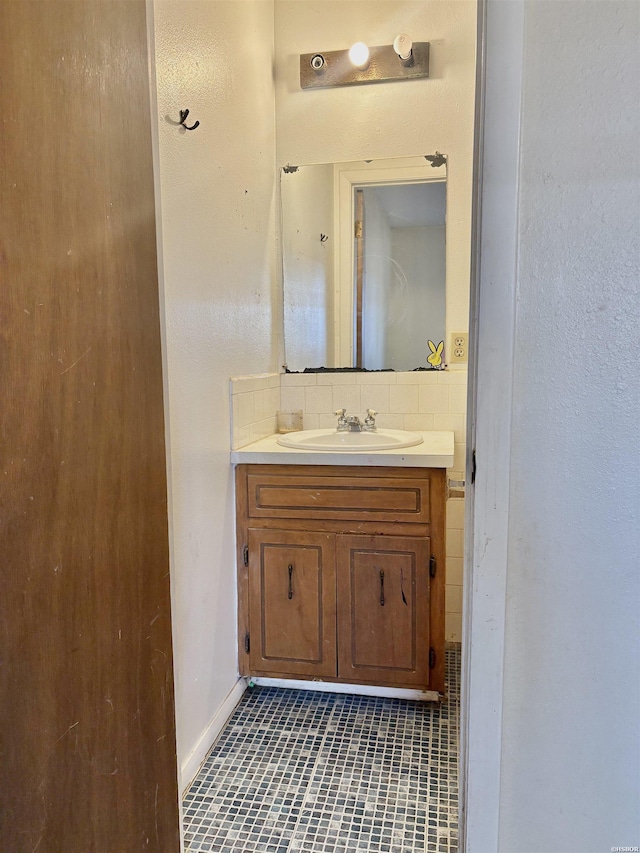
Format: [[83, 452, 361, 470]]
[[152, 0, 277, 776], [498, 0, 640, 848]]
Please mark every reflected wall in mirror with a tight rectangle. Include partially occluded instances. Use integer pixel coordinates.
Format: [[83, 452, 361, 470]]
[[281, 156, 446, 372]]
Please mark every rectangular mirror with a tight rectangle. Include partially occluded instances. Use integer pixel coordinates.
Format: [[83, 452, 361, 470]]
[[281, 156, 447, 372]]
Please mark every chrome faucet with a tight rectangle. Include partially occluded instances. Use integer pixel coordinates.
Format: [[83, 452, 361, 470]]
[[363, 409, 378, 431], [335, 408, 378, 432], [335, 409, 363, 431]]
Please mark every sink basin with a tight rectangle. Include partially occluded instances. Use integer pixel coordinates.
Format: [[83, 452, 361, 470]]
[[276, 428, 424, 452]]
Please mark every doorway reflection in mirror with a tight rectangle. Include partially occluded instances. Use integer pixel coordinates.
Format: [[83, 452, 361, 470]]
[[281, 157, 446, 372]]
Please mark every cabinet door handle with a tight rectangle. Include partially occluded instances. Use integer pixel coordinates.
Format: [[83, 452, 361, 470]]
[[288, 564, 293, 599], [379, 569, 385, 606]]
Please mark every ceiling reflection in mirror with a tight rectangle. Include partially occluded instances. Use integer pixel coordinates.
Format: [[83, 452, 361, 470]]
[[281, 156, 446, 372]]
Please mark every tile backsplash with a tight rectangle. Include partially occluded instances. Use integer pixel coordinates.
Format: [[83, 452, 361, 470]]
[[230, 373, 280, 450], [230, 368, 467, 641], [280, 369, 467, 480]]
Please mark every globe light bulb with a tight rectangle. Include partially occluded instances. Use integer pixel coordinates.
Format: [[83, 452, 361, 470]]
[[393, 33, 413, 61], [348, 42, 370, 69]]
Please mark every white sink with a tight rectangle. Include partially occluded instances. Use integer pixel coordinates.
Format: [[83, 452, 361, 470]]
[[276, 428, 424, 452]]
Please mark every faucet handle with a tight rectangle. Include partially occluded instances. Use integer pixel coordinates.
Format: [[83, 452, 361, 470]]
[[363, 408, 378, 430], [335, 408, 346, 417]]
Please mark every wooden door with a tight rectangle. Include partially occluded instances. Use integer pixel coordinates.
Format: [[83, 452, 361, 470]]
[[337, 535, 431, 687], [248, 529, 337, 677], [0, 2, 180, 851]]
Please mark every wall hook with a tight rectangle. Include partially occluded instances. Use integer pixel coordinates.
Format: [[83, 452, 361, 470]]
[[179, 109, 200, 131]]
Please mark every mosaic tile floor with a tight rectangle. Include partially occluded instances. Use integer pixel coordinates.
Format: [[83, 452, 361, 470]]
[[184, 644, 460, 853]]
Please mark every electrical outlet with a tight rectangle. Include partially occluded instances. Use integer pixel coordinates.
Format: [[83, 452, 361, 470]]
[[449, 332, 468, 364]]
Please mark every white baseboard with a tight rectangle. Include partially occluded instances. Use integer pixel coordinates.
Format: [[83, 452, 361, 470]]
[[248, 676, 440, 703], [180, 678, 247, 794]]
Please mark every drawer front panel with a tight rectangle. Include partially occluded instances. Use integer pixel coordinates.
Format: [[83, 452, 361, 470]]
[[247, 474, 430, 523]]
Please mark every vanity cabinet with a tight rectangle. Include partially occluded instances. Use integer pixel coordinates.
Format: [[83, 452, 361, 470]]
[[236, 464, 446, 695]]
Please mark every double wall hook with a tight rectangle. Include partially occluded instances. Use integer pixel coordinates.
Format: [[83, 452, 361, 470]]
[[178, 109, 200, 131]]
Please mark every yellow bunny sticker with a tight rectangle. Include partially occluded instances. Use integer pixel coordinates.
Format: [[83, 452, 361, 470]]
[[427, 340, 444, 368]]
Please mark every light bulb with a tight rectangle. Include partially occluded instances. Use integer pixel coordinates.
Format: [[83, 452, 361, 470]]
[[348, 42, 370, 69], [393, 33, 413, 61]]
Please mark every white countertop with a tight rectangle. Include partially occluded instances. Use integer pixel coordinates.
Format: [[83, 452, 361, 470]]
[[230, 430, 454, 468]]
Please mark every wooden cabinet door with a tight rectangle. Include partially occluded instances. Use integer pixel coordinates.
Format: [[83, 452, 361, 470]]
[[337, 535, 430, 687], [248, 529, 337, 677]]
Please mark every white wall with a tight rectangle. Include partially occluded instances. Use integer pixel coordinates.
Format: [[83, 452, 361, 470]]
[[152, 0, 277, 784], [488, 0, 640, 847], [275, 0, 476, 341]]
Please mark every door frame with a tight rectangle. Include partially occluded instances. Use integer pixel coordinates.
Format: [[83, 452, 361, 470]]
[[460, 0, 525, 849]]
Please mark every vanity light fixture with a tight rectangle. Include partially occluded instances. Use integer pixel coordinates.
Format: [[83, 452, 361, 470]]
[[300, 34, 429, 89]]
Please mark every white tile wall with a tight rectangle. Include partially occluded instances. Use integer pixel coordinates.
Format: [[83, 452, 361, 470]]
[[444, 497, 465, 643], [305, 385, 334, 414], [232, 367, 468, 640], [229, 373, 280, 449]]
